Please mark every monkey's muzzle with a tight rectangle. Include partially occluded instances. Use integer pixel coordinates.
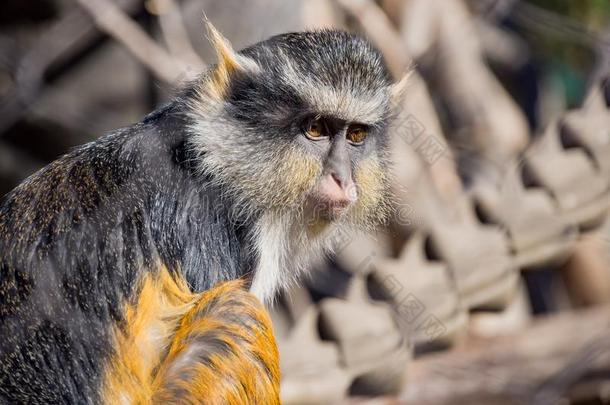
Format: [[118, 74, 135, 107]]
[[313, 173, 358, 220]]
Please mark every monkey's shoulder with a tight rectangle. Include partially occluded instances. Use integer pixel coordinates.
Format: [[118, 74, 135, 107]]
[[0, 99, 243, 296]]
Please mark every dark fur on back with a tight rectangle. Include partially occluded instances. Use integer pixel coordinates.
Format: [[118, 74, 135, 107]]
[[0, 101, 247, 403]]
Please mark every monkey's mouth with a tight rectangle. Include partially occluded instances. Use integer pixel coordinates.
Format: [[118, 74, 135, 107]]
[[312, 198, 352, 222]]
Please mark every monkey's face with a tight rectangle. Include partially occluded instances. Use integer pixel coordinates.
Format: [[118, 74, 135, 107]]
[[291, 113, 389, 227], [190, 30, 400, 229]]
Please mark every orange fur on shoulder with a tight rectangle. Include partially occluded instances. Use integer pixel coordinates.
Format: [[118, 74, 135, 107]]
[[102, 266, 280, 404]]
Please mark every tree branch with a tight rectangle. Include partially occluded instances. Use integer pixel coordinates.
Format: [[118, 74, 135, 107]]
[[149, 0, 205, 77], [334, 0, 410, 78], [75, 0, 187, 83]]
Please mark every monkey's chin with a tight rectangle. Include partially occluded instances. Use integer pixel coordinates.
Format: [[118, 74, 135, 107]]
[[321, 206, 349, 222], [305, 207, 345, 238], [309, 200, 351, 223]]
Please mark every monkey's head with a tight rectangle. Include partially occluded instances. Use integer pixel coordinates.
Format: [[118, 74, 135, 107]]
[[189, 26, 407, 233]]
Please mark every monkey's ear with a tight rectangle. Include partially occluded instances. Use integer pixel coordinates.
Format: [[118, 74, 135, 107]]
[[205, 21, 260, 99], [389, 66, 415, 105]]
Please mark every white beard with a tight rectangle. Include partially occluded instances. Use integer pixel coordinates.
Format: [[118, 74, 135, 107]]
[[249, 211, 344, 303]]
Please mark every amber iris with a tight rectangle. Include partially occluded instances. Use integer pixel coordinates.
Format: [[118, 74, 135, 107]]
[[305, 118, 325, 139], [347, 125, 368, 145]]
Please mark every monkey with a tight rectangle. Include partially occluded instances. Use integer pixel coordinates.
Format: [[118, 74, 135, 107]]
[[0, 25, 405, 404]]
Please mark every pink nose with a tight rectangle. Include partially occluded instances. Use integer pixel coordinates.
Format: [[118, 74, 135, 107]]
[[318, 173, 357, 206]]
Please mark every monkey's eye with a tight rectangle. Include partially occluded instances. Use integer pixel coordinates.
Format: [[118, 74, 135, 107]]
[[347, 125, 368, 145], [304, 118, 327, 140]]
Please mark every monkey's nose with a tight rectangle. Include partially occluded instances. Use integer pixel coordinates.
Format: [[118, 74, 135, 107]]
[[319, 173, 357, 207]]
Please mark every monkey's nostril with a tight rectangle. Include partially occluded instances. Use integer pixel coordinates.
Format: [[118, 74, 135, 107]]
[[330, 172, 344, 187]]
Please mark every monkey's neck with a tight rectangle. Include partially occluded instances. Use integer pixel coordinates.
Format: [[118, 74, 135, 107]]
[[248, 211, 338, 302]]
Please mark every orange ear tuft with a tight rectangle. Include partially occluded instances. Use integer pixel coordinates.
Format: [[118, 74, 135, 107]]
[[206, 21, 241, 75], [205, 21, 259, 99]]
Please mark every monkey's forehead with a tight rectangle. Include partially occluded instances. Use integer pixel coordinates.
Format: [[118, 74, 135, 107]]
[[221, 31, 391, 124], [275, 42, 390, 124], [283, 74, 391, 124], [283, 59, 392, 123]]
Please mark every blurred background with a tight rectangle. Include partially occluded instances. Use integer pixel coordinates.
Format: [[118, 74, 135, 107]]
[[1, 0, 610, 404]]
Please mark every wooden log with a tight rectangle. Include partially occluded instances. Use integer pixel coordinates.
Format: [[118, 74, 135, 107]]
[[403, 305, 610, 404]]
